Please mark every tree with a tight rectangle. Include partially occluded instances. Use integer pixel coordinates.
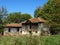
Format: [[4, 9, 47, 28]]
[[0, 6, 7, 25], [34, 0, 60, 24], [34, 0, 60, 34], [0, 6, 7, 33], [4, 13, 32, 23], [34, 7, 42, 18], [4, 12, 21, 23], [20, 13, 32, 22], [0, 6, 7, 20]]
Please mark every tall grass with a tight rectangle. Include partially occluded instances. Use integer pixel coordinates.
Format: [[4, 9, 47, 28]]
[[0, 34, 60, 45]]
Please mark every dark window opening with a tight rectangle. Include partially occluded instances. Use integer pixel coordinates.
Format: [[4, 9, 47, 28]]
[[2, 32, 3, 35], [9, 28, 10, 32], [17, 28, 19, 32], [30, 24, 31, 29], [35, 31, 37, 33], [29, 31, 32, 34]]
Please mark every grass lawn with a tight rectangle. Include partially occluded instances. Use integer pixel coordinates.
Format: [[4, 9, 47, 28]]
[[0, 34, 60, 45]]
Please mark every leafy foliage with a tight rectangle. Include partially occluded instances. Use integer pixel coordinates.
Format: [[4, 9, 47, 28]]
[[0, 6, 7, 24], [4, 12, 32, 23], [0, 35, 60, 45], [34, 0, 60, 34], [0, 6, 7, 33], [34, 0, 60, 23], [4, 12, 21, 23], [20, 13, 32, 22]]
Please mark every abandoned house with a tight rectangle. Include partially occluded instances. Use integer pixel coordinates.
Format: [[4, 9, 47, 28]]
[[3, 17, 50, 36], [3, 23, 22, 36]]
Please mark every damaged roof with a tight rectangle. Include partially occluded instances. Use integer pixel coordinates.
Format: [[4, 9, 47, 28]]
[[22, 17, 48, 23], [3, 23, 22, 27], [3, 17, 48, 27]]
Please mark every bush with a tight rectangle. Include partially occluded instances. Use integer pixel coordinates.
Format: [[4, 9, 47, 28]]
[[0, 35, 60, 45], [50, 24, 60, 35]]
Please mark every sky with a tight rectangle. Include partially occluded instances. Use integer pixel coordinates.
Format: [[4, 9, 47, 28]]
[[0, 0, 48, 17]]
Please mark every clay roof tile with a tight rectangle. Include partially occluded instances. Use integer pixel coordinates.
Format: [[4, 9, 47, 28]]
[[4, 23, 22, 27], [29, 17, 48, 23]]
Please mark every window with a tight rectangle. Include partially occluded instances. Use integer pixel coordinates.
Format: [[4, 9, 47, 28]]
[[35, 31, 37, 33], [17, 28, 19, 32], [9, 28, 10, 32]]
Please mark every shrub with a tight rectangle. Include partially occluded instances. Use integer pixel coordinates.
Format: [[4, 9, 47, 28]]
[[0, 35, 60, 45]]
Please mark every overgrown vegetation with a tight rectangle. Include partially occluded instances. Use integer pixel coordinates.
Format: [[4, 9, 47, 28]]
[[0, 34, 60, 45], [0, 0, 60, 34], [34, 0, 60, 34]]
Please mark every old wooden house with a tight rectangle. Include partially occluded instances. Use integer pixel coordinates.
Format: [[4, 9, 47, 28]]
[[21, 17, 50, 36], [3, 18, 50, 36], [3, 23, 22, 36]]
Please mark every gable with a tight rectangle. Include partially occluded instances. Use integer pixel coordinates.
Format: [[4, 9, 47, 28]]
[[25, 20, 31, 23]]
